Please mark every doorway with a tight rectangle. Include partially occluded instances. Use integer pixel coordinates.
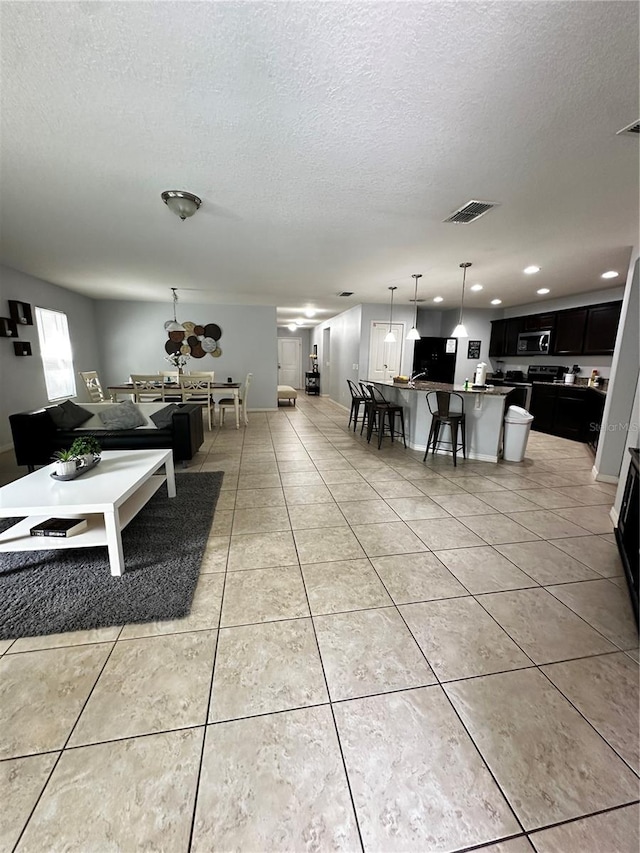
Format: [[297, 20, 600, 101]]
[[277, 337, 302, 388], [368, 321, 404, 382]]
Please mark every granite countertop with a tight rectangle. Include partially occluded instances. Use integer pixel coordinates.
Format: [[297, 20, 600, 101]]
[[382, 380, 517, 396], [530, 381, 607, 396]]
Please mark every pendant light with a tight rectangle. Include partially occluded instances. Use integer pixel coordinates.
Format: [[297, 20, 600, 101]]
[[406, 274, 422, 341], [384, 286, 397, 343], [451, 262, 471, 338], [164, 288, 186, 333]]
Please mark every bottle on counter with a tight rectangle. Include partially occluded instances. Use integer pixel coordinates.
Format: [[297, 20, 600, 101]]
[[464, 378, 470, 390]]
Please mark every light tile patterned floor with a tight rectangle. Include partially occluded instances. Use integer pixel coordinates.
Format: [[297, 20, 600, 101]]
[[1, 397, 638, 852]]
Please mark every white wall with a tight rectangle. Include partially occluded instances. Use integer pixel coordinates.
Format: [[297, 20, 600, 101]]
[[95, 301, 278, 410], [0, 265, 101, 449], [416, 309, 444, 337], [596, 255, 639, 482], [311, 305, 362, 409]]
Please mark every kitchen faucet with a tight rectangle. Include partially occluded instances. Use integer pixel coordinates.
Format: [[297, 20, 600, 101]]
[[408, 370, 428, 388]]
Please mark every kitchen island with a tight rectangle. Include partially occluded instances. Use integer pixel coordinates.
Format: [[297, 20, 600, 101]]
[[371, 380, 517, 463]]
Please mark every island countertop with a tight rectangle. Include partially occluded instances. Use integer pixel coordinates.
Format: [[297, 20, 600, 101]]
[[377, 380, 518, 396]]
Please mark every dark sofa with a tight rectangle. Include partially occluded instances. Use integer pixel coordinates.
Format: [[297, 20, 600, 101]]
[[9, 403, 204, 471]]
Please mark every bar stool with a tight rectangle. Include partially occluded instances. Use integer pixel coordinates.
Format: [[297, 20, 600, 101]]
[[361, 383, 407, 450], [424, 391, 466, 466], [346, 379, 368, 432]]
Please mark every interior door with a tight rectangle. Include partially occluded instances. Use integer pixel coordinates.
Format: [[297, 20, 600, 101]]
[[368, 321, 404, 382], [278, 338, 302, 388]]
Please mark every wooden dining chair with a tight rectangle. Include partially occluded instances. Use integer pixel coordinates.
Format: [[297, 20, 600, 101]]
[[79, 371, 108, 402], [179, 375, 214, 430], [219, 373, 252, 426], [130, 375, 166, 403], [186, 370, 215, 382]]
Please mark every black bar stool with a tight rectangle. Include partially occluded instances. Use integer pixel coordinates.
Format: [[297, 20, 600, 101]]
[[361, 383, 407, 450], [424, 391, 466, 466], [346, 379, 368, 432]]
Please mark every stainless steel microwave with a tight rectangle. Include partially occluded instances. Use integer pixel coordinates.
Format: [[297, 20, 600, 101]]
[[517, 330, 551, 354]]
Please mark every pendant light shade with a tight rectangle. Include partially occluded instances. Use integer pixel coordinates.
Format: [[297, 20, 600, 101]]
[[384, 286, 397, 343], [165, 288, 186, 333], [406, 273, 422, 341], [450, 262, 471, 338]]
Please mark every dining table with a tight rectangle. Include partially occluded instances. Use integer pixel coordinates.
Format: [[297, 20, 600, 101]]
[[106, 381, 242, 428]]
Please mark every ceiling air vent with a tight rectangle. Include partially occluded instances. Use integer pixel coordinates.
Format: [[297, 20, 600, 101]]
[[444, 200, 499, 224], [337, 291, 353, 297], [616, 120, 640, 136]]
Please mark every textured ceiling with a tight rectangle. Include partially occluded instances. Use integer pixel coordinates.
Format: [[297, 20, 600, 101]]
[[0, 1, 638, 327]]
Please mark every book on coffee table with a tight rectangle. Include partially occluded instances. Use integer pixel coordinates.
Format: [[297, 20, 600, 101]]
[[30, 518, 88, 538]]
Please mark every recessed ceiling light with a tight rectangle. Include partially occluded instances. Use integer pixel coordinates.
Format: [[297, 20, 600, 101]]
[[433, 296, 444, 303], [295, 318, 304, 326], [287, 323, 297, 331], [536, 288, 550, 295], [523, 265, 540, 275], [490, 298, 502, 305], [470, 284, 483, 291], [601, 270, 619, 279], [304, 309, 317, 318]]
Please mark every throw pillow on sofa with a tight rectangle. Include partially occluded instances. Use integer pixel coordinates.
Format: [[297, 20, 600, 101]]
[[98, 400, 147, 430], [149, 404, 181, 430], [48, 399, 93, 429]]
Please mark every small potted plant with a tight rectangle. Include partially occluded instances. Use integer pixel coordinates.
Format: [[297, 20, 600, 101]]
[[69, 436, 102, 467], [52, 448, 79, 477]]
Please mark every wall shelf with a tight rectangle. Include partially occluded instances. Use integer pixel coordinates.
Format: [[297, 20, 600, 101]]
[[0, 317, 19, 338], [8, 300, 33, 326]]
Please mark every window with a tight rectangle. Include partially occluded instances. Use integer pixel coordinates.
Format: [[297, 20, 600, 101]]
[[35, 307, 77, 400]]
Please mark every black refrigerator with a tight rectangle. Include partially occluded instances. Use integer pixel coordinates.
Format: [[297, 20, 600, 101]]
[[412, 337, 457, 384]]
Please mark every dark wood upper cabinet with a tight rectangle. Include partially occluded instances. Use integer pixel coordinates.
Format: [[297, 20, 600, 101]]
[[504, 318, 522, 355], [552, 308, 588, 355], [522, 312, 556, 332], [583, 302, 622, 355], [489, 320, 507, 357]]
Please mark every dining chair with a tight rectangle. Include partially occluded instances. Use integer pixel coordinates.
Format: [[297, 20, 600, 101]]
[[130, 375, 166, 403], [187, 370, 215, 382], [79, 371, 108, 402], [179, 375, 214, 430], [219, 373, 252, 426]]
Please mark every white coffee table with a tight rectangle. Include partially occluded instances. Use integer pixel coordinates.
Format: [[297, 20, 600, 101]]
[[0, 449, 176, 576]]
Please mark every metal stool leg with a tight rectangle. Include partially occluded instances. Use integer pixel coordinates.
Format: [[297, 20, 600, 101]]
[[398, 408, 406, 448], [461, 417, 467, 459], [451, 420, 459, 467], [424, 418, 436, 461]]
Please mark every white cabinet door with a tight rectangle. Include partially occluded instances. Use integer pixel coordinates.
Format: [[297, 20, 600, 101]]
[[278, 338, 302, 388], [368, 322, 404, 382]]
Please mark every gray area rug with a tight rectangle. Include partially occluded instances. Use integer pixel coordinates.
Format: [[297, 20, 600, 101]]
[[0, 472, 222, 639]]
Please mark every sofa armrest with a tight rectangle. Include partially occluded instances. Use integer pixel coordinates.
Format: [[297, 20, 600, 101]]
[[10, 409, 58, 468], [171, 404, 204, 461]]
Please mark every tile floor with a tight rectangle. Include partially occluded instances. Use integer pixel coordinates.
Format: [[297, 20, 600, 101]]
[[1, 397, 639, 852]]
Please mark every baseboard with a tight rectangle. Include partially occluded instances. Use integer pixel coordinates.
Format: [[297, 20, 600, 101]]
[[592, 463, 619, 484]]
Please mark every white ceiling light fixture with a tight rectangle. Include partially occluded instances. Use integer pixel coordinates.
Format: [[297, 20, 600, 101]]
[[384, 286, 397, 343], [523, 265, 541, 274], [601, 270, 619, 279], [470, 283, 483, 291], [287, 323, 297, 331], [537, 288, 550, 295], [304, 309, 317, 318], [451, 262, 471, 338], [164, 287, 186, 333], [406, 274, 422, 341], [433, 296, 444, 303], [161, 190, 202, 221], [491, 298, 502, 305], [295, 318, 304, 326]]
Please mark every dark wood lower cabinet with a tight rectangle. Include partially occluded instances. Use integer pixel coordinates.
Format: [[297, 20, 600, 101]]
[[529, 385, 603, 443]]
